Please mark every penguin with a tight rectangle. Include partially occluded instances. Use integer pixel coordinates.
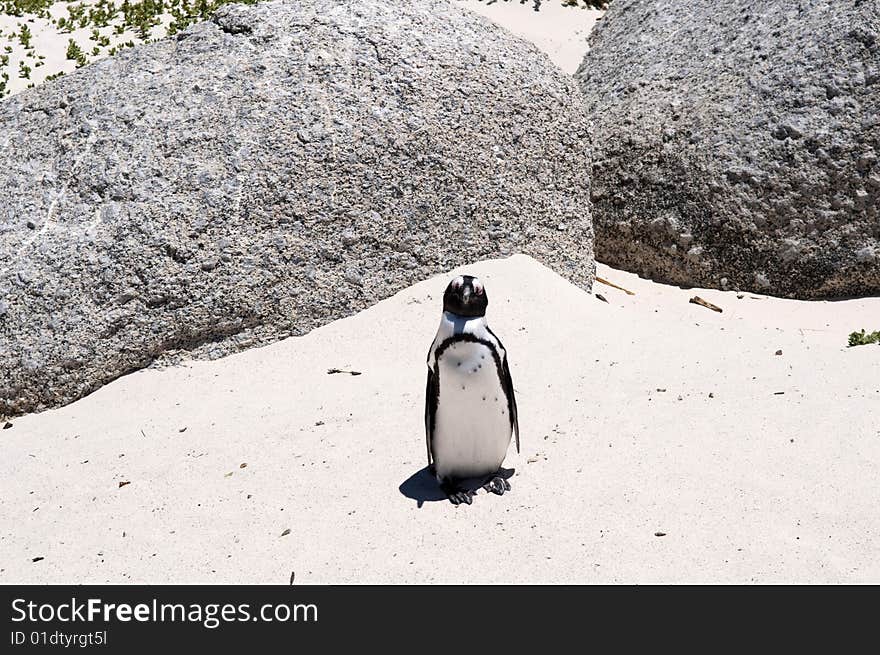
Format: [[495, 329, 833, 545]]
[[424, 274, 520, 505]]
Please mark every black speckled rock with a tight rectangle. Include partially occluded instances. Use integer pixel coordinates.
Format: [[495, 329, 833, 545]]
[[0, 0, 594, 417], [577, 0, 879, 298]]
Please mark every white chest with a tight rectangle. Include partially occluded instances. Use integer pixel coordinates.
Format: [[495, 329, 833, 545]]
[[431, 338, 512, 480]]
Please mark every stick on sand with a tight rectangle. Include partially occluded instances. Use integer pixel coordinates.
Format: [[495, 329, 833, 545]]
[[596, 277, 635, 296], [689, 296, 723, 313]]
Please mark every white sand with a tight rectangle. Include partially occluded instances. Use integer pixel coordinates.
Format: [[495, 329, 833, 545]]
[[455, 0, 602, 74], [2, 255, 878, 584]]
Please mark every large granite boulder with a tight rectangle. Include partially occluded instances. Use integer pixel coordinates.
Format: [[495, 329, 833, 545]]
[[0, 0, 594, 417], [576, 0, 879, 298]]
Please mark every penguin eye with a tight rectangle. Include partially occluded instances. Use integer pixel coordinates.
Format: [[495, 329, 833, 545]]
[[473, 280, 484, 295], [451, 277, 464, 290]]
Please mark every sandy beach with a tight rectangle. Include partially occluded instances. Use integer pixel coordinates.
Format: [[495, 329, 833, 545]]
[[454, 1, 602, 74], [2, 255, 878, 584], [2, 0, 878, 586]]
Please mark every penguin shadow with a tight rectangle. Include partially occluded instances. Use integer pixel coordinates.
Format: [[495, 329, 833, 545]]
[[399, 466, 515, 508]]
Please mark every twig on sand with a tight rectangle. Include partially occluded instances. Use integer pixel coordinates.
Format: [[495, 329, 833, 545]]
[[327, 368, 362, 376], [689, 296, 723, 313], [596, 277, 635, 296]]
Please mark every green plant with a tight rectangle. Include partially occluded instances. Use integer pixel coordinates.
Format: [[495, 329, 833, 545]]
[[848, 329, 880, 347], [63, 2, 89, 29], [18, 60, 30, 78], [168, 0, 258, 35], [88, 0, 120, 28], [66, 39, 87, 67], [0, 0, 55, 16], [92, 28, 111, 47], [18, 22, 32, 48], [1, 0, 308, 95], [121, 0, 166, 40]]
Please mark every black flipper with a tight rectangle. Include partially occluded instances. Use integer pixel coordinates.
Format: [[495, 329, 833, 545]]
[[485, 327, 520, 454], [502, 354, 520, 454], [424, 365, 438, 468]]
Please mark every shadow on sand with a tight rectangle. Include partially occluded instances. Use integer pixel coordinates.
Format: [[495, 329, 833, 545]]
[[399, 466, 515, 508]]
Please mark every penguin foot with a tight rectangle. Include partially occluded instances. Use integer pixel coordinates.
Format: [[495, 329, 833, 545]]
[[440, 481, 475, 506], [483, 476, 511, 496], [447, 490, 475, 506]]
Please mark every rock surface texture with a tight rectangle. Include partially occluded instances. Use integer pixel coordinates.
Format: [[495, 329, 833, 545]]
[[0, 0, 594, 417], [576, 0, 879, 298]]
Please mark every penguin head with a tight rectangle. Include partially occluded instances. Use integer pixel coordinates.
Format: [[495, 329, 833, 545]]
[[443, 275, 487, 318]]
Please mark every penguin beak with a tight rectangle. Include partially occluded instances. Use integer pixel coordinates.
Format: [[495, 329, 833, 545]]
[[460, 285, 473, 304]]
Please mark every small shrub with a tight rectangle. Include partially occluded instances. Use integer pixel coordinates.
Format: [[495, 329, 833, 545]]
[[17, 22, 32, 48], [65, 39, 87, 67], [848, 329, 880, 347]]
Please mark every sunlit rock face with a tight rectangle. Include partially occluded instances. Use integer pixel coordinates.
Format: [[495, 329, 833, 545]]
[[0, 0, 594, 416], [577, 0, 879, 298]]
